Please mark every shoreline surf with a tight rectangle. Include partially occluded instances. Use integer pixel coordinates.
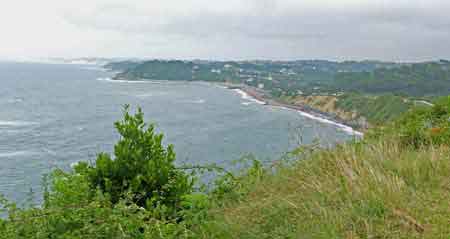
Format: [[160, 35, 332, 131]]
[[100, 77, 363, 136], [231, 87, 363, 136]]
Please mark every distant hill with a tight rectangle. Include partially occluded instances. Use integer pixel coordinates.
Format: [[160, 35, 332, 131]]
[[332, 61, 450, 96], [108, 59, 450, 97]]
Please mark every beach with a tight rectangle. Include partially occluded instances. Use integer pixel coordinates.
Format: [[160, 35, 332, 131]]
[[225, 84, 364, 136]]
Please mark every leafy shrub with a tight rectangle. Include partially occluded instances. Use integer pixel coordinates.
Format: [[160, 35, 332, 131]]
[[0, 106, 203, 237], [375, 96, 450, 147], [75, 105, 194, 219]]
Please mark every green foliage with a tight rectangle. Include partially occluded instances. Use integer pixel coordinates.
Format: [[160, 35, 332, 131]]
[[0, 106, 202, 238], [119, 60, 194, 81], [336, 93, 412, 125], [77, 105, 194, 218], [0, 166, 200, 238], [198, 139, 450, 238], [333, 62, 450, 96], [211, 156, 266, 202], [385, 96, 450, 147]]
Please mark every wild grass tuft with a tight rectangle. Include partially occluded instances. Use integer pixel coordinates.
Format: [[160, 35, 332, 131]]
[[199, 139, 450, 238]]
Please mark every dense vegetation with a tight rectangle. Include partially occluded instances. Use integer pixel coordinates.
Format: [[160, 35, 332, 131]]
[[336, 93, 412, 125], [109, 59, 401, 97], [333, 61, 450, 96], [109, 59, 450, 97], [2, 97, 450, 238]]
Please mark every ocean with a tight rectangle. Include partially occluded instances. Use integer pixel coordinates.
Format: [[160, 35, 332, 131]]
[[0, 62, 355, 203]]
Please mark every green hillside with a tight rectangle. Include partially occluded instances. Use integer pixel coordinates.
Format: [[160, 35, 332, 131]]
[[336, 93, 412, 125], [333, 61, 450, 96]]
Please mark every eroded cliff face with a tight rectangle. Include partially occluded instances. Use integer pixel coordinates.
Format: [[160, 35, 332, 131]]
[[286, 95, 369, 130]]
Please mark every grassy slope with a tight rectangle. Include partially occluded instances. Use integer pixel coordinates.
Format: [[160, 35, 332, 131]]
[[283, 93, 412, 128], [335, 94, 412, 124], [200, 140, 450, 238]]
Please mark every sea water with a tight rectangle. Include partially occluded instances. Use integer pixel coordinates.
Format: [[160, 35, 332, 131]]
[[0, 62, 354, 203]]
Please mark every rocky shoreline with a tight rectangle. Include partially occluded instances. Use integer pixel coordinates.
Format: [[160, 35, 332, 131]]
[[223, 83, 364, 135]]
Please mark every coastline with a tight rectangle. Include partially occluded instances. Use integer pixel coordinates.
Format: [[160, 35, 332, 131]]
[[223, 83, 364, 136], [105, 75, 363, 136]]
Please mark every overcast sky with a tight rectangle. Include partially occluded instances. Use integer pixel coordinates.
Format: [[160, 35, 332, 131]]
[[1, 0, 449, 61]]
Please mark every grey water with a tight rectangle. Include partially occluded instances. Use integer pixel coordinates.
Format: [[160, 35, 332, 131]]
[[0, 62, 354, 204]]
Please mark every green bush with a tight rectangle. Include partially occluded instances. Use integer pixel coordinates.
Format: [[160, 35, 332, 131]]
[[374, 96, 450, 147], [0, 106, 202, 238], [75, 105, 194, 219]]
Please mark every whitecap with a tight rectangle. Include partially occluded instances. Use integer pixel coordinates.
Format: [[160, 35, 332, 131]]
[[297, 111, 363, 136], [271, 106, 363, 136], [43, 148, 57, 156], [7, 98, 24, 103], [82, 66, 107, 71], [0, 151, 32, 158], [173, 99, 206, 104], [0, 121, 37, 127], [135, 93, 154, 98], [232, 89, 266, 105], [183, 99, 205, 104], [96, 77, 164, 84]]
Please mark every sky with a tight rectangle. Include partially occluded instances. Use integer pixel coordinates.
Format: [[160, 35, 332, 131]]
[[0, 0, 449, 61]]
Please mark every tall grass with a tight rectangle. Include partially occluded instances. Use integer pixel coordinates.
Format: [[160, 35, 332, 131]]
[[199, 139, 450, 238]]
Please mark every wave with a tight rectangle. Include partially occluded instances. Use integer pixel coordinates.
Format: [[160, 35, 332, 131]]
[[0, 151, 33, 158], [273, 106, 363, 136], [230, 88, 362, 136], [82, 66, 107, 71], [135, 93, 154, 98], [182, 99, 206, 104], [298, 111, 362, 136], [0, 121, 37, 127], [96, 77, 168, 84], [43, 148, 57, 156], [233, 89, 266, 105], [97, 77, 149, 83], [7, 98, 24, 104]]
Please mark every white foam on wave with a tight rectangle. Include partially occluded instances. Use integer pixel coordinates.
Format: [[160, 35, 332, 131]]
[[0, 121, 37, 127], [7, 98, 24, 104], [264, 104, 363, 136], [43, 148, 57, 156], [0, 151, 32, 158], [183, 99, 205, 104], [277, 107, 363, 136], [233, 89, 266, 105], [96, 77, 166, 84], [136, 93, 154, 98], [135, 92, 169, 98], [82, 66, 107, 71]]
